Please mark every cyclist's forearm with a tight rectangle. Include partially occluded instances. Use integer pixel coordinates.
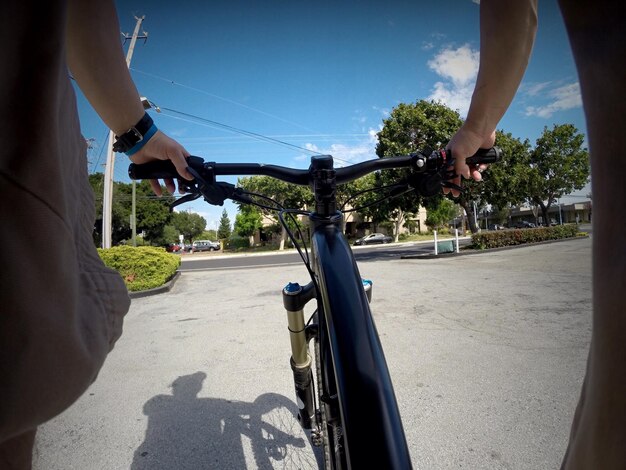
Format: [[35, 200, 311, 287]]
[[464, 0, 538, 137], [66, 0, 145, 135]]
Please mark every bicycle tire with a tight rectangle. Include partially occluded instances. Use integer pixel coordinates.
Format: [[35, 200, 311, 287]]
[[314, 309, 347, 470], [311, 223, 412, 469]]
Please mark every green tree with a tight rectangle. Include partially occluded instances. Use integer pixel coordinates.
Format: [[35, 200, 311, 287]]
[[217, 209, 232, 240], [460, 130, 533, 232], [237, 176, 312, 249], [172, 211, 206, 243], [88, 174, 174, 246], [234, 206, 263, 247], [198, 229, 218, 240], [162, 225, 179, 244], [345, 173, 387, 232], [376, 100, 463, 239], [476, 131, 533, 213], [425, 197, 457, 231], [134, 180, 175, 244], [527, 124, 590, 224]]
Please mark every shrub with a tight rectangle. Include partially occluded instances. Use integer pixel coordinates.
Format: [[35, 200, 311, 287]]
[[226, 235, 250, 251], [97, 246, 180, 292], [471, 224, 581, 250]]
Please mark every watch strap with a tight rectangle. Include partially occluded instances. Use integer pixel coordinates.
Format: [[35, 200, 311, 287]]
[[112, 113, 156, 154]]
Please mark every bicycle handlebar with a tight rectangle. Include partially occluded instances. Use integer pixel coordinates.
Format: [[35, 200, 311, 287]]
[[128, 147, 501, 186]]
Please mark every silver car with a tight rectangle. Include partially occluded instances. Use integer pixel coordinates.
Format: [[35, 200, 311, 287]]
[[191, 240, 221, 252], [353, 233, 392, 245]]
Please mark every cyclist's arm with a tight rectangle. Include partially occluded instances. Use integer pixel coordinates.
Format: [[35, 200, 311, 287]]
[[448, 0, 538, 182], [65, 0, 192, 193]]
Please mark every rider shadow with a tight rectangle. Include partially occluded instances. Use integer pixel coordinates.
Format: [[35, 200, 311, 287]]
[[131, 372, 321, 470]]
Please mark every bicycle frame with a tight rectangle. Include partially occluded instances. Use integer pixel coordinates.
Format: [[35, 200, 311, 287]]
[[309, 215, 412, 468], [128, 147, 500, 469]]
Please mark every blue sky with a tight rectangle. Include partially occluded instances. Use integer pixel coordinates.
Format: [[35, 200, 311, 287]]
[[76, 0, 588, 230]]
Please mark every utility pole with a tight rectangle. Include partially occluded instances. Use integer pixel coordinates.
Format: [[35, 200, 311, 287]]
[[102, 15, 147, 248]]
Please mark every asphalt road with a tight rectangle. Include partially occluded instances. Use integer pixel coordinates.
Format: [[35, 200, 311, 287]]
[[179, 238, 471, 271], [33, 237, 592, 470]]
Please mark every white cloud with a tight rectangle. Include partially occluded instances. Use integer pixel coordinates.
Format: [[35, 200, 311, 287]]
[[427, 44, 480, 116], [428, 44, 479, 86], [302, 127, 380, 166], [372, 105, 390, 118], [525, 81, 551, 97], [524, 82, 582, 118]]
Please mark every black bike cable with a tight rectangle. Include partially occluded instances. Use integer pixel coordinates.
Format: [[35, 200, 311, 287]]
[[238, 190, 284, 213], [278, 209, 319, 292], [236, 191, 319, 292], [341, 184, 413, 214]]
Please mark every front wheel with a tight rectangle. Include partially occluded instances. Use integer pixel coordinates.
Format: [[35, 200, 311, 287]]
[[314, 312, 347, 470]]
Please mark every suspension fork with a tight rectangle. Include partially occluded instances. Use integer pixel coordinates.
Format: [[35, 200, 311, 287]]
[[282, 281, 317, 429]]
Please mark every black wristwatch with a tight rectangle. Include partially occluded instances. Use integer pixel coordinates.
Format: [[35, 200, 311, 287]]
[[112, 113, 155, 154]]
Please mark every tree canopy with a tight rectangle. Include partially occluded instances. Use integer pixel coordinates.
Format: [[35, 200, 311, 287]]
[[234, 205, 263, 247], [375, 100, 463, 238], [217, 209, 232, 240], [236, 176, 312, 249], [527, 124, 590, 223], [171, 211, 206, 243], [89, 175, 174, 246]]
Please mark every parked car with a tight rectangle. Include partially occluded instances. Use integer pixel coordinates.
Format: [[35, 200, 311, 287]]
[[488, 224, 506, 231], [353, 233, 392, 246], [165, 243, 182, 253], [514, 221, 536, 229], [190, 240, 221, 252]]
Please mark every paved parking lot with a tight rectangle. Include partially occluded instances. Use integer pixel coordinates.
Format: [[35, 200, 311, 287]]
[[34, 237, 592, 469]]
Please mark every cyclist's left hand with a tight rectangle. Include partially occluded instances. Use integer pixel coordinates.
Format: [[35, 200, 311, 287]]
[[130, 131, 193, 196], [444, 128, 496, 197]]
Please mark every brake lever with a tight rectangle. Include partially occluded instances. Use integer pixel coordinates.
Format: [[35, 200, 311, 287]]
[[170, 166, 237, 207], [170, 192, 201, 211], [441, 180, 464, 193]]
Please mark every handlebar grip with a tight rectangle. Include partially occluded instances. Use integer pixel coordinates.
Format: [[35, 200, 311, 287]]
[[128, 156, 204, 180], [464, 147, 502, 165]]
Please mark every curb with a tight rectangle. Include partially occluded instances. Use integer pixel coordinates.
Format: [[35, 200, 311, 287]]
[[401, 234, 590, 260], [129, 271, 182, 299]]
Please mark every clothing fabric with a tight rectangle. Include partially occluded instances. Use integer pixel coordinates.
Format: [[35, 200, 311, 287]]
[[0, 1, 130, 441]]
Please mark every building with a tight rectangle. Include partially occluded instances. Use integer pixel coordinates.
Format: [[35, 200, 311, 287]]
[[507, 201, 592, 226]]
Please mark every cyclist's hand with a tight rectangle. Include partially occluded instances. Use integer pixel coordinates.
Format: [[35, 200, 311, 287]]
[[129, 131, 193, 196], [444, 128, 496, 197]]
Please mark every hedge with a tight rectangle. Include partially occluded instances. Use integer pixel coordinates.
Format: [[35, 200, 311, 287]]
[[471, 224, 581, 250], [97, 246, 181, 292]]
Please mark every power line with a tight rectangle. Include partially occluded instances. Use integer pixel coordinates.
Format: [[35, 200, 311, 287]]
[[129, 68, 361, 165], [131, 67, 318, 133], [160, 107, 322, 156]]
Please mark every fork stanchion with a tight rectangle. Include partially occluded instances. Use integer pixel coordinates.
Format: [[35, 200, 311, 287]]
[[283, 282, 316, 429], [434, 230, 438, 255], [455, 229, 460, 253]]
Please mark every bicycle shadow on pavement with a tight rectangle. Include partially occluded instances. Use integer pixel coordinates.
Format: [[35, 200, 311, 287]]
[[131, 372, 321, 470]]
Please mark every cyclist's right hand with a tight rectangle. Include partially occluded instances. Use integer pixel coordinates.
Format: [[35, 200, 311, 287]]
[[444, 127, 496, 197], [129, 131, 194, 196]]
